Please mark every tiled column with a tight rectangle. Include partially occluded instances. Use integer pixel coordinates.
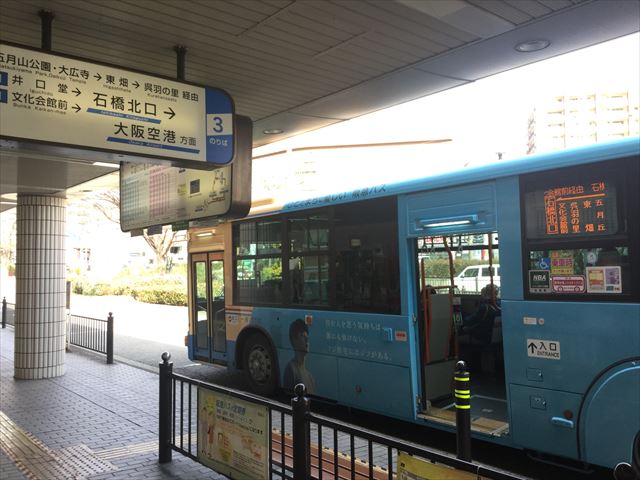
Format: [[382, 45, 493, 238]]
[[14, 195, 66, 379]]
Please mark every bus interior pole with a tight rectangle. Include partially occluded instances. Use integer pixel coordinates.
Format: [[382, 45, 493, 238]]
[[488, 234, 496, 305]]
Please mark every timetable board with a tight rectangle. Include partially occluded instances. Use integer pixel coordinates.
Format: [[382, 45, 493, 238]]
[[120, 163, 231, 231], [119, 115, 252, 232]]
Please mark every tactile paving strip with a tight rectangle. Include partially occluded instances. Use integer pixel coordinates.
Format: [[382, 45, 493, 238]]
[[96, 440, 156, 461], [0, 411, 117, 479]]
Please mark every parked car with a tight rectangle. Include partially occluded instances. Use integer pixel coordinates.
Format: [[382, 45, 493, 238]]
[[455, 264, 500, 293]]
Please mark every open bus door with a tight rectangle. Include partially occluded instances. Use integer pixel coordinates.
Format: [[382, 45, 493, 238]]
[[416, 232, 508, 437], [191, 252, 227, 363], [418, 237, 458, 411]]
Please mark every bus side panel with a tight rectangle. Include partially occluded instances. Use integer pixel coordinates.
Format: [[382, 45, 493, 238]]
[[509, 384, 581, 459], [503, 301, 640, 392], [495, 176, 524, 302], [250, 308, 418, 419], [580, 362, 640, 468], [503, 300, 640, 464], [396, 195, 423, 414], [338, 358, 414, 419]]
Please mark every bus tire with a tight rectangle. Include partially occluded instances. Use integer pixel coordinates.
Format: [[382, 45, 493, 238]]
[[242, 333, 277, 396]]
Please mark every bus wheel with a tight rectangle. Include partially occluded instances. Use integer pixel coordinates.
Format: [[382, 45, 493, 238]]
[[243, 333, 277, 396]]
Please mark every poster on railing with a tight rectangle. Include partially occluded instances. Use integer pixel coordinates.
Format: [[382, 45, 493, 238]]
[[397, 452, 482, 479], [198, 388, 269, 480]]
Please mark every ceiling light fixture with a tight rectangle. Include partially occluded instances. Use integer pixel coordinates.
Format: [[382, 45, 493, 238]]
[[263, 128, 283, 135], [515, 39, 550, 53]]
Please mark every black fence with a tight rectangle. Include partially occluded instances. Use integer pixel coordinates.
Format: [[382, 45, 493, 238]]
[[67, 312, 114, 364], [159, 354, 528, 480], [2, 297, 15, 328], [2, 298, 114, 364]]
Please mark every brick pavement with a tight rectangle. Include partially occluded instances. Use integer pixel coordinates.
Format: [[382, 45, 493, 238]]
[[0, 326, 228, 479]]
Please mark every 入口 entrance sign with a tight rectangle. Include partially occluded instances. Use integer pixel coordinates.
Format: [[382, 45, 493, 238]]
[[0, 42, 234, 167]]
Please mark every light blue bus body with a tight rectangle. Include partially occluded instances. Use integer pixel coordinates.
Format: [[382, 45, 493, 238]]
[[188, 137, 640, 469]]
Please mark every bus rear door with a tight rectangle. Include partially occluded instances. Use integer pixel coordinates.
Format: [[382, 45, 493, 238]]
[[191, 252, 227, 363]]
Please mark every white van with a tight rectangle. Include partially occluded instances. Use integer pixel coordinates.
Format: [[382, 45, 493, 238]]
[[455, 264, 500, 293]]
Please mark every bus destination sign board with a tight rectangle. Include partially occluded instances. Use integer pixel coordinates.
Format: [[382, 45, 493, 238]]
[[526, 178, 618, 239], [0, 43, 234, 167]]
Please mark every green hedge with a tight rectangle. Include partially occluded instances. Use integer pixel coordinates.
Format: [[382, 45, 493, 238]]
[[71, 274, 187, 306], [131, 285, 187, 306]]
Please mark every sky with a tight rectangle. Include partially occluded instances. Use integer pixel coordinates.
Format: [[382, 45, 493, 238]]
[[251, 33, 640, 203]]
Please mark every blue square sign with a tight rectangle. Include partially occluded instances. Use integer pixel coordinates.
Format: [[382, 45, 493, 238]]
[[0, 89, 7, 103], [0, 71, 7, 86]]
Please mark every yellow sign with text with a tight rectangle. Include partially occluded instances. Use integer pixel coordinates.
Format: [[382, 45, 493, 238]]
[[397, 452, 487, 480], [198, 388, 269, 480]]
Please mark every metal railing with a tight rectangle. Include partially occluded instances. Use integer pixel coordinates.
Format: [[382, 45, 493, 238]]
[[159, 355, 527, 480], [3, 299, 114, 364], [67, 312, 114, 364], [2, 297, 15, 328]]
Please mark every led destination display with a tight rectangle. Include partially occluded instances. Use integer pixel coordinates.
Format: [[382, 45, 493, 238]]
[[525, 177, 618, 239]]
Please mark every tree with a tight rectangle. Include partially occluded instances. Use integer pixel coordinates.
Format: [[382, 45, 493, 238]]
[[0, 210, 16, 273], [90, 189, 178, 267]]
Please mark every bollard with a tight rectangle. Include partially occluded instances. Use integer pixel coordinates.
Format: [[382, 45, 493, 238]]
[[2, 297, 6, 329], [291, 383, 311, 479], [106, 312, 114, 364], [454, 360, 472, 462], [159, 352, 173, 463]]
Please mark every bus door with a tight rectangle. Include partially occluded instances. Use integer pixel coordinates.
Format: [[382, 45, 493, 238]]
[[418, 240, 458, 409], [402, 183, 508, 434], [191, 252, 227, 362]]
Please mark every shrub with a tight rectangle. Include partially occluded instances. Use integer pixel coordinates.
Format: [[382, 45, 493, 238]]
[[84, 283, 113, 296], [70, 269, 187, 306], [131, 285, 187, 306], [111, 284, 132, 296], [72, 280, 90, 294]]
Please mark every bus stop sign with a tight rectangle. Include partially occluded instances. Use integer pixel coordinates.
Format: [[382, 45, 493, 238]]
[[0, 42, 234, 168]]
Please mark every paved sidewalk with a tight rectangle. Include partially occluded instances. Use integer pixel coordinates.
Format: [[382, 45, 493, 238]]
[[0, 326, 228, 479]]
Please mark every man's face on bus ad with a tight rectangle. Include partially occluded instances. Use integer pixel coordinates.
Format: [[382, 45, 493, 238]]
[[292, 328, 309, 353]]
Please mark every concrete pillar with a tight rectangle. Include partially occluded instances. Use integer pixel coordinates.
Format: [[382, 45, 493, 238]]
[[14, 195, 66, 379]]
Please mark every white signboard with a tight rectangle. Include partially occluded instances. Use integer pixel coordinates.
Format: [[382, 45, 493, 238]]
[[527, 339, 561, 360], [0, 43, 234, 165]]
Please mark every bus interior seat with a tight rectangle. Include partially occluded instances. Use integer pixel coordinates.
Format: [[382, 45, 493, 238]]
[[259, 279, 282, 302], [457, 294, 503, 375]]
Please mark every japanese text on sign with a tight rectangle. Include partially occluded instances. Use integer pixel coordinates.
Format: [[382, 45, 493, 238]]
[[198, 388, 269, 480], [542, 180, 617, 237], [0, 42, 234, 166]]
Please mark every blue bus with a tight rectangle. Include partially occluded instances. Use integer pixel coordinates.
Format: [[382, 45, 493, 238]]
[[187, 137, 640, 470]]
